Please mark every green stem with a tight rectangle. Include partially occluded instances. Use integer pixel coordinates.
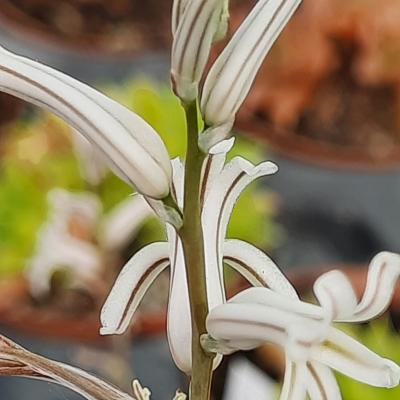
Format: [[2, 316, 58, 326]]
[[179, 100, 214, 400]]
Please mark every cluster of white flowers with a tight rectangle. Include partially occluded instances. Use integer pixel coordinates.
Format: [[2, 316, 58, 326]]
[[1, 0, 399, 399]]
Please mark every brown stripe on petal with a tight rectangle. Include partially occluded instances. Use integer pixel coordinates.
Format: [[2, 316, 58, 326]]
[[223, 257, 324, 322], [323, 340, 365, 365], [177, 0, 208, 75], [295, 340, 313, 348], [224, 255, 269, 286], [192, 8, 218, 80], [215, 172, 245, 263], [222, 0, 296, 116], [353, 262, 387, 318], [200, 155, 214, 208], [201, 0, 270, 110], [116, 257, 169, 332], [307, 362, 328, 400]]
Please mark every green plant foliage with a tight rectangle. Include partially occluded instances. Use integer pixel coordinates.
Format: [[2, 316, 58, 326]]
[[336, 318, 400, 399], [0, 79, 277, 277]]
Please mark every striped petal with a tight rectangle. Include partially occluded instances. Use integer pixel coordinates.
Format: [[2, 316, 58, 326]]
[[100, 242, 170, 335], [202, 158, 278, 310], [171, 0, 225, 101], [0, 45, 171, 199], [200, 138, 235, 208], [172, 0, 190, 35], [166, 158, 192, 373], [314, 328, 400, 388], [306, 361, 341, 400], [167, 224, 192, 373], [279, 361, 308, 400], [100, 195, 153, 250], [344, 251, 400, 322], [0, 336, 135, 400], [200, 0, 302, 150], [206, 289, 324, 353], [223, 239, 297, 298]]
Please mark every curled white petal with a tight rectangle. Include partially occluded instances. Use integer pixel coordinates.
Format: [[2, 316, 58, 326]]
[[0, 46, 171, 199], [201, 0, 302, 147], [315, 328, 400, 388], [202, 157, 278, 311], [223, 239, 297, 298], [345, 251, 400, 322], [313, 270, 358, 321], [171, 0, 225, 101], [100, 243, 170, 335]]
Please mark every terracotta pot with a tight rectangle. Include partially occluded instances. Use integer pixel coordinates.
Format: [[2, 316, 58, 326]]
[[236, 118, 400, 172], [230, 0, 400, 172], [0, 277, 166, 344], [0, 0, 171, 57]]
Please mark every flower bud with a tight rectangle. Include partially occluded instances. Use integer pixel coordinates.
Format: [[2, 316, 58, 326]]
[[201, 0, 302, 150], [0, 46, 172, 199], [171, 0, 226, 102]]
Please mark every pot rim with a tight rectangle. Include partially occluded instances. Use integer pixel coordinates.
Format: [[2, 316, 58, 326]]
[[0, 1, 168, 58], [237, 118, 400, 172]]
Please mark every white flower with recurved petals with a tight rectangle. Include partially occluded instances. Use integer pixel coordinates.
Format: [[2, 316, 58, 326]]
[[206, 251, 400, 399], [100, 139, 294, 374]]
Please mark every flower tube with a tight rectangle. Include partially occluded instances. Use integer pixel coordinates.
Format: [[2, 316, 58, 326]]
[[0, 46, 171, 199], [200, 0, 302, 150]]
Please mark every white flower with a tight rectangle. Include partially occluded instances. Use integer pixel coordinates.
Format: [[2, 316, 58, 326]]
[[27, 189, 153, 297], [0, 335, 136, 400], [206, 251, 400, 399], [171, 0, 226, 101], [27, 189, 103, 297], [0, 45, 171, 199], [200, 0, 302, 150], [100, 140, 292, 374], [172, 0, 190, 35]]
